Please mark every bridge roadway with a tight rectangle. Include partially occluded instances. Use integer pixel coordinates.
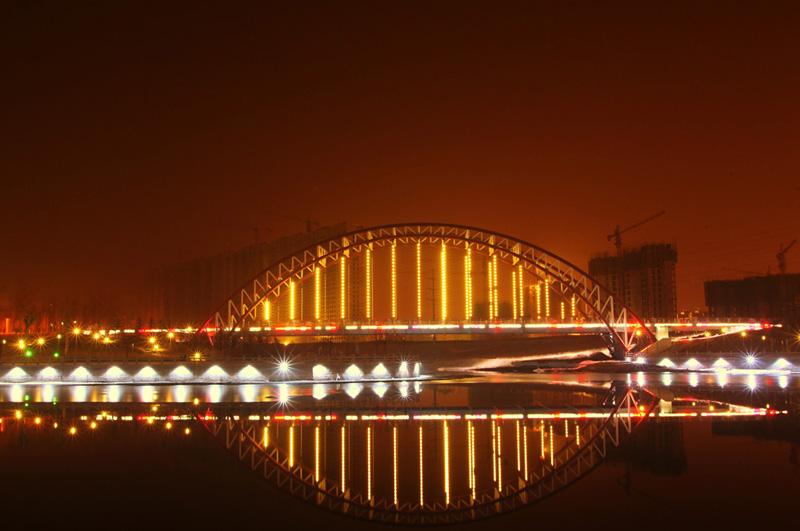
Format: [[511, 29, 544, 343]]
[[207, 320, 768, 338]]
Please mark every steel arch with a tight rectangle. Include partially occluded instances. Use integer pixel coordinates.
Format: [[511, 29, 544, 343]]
[[200, 223, 656, 354]]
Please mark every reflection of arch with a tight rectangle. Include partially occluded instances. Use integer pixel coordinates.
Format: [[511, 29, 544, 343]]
[[198, 387, 657, 525], [201, 223, 656, 355]]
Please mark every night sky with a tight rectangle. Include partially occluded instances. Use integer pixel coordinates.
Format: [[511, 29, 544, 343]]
[[2, 1, 799, 313]]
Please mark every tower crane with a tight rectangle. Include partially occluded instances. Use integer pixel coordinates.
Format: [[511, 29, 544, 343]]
[[607, 210, 666, 255], [777, 239, 797, 274], [280, 214, 320, 234]]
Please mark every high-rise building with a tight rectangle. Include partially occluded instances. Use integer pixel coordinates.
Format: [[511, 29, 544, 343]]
[[139, 222, 348, 327], [588, 244, 677, 320], [705, 273, 800, 322]]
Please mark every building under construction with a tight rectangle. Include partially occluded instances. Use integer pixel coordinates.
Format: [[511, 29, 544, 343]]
[[588, 244, 678, 320], [705, 273, 800, 322]]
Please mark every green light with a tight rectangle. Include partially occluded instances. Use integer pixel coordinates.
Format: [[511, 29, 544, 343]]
[[24, 394, 30, 401], [53, 352, 60, 358], [25, 350, 32, 357]]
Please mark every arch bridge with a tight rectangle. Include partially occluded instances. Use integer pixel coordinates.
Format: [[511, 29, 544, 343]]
[[201, 223, 656, 358]]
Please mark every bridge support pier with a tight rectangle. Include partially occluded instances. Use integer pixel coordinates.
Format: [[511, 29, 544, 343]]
[[604, 334, 628, 360]]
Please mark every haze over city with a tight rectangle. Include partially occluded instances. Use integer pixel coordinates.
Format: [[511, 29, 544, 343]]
[[2, 1, 798, 323]]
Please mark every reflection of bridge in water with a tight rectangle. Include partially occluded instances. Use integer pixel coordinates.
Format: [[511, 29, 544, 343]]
[[199, 386, 657, 525]]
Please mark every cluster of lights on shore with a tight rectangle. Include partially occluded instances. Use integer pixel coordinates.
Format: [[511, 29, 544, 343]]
[[0, 359, 422, 385]]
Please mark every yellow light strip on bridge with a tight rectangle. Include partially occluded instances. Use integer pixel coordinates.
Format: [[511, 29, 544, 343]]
[[512, 270, 518, 320], [519, 267, 524, 319], [314, 265, 321, 321], [289, 281, 296, 321], [340, 256, 346, 321], [465, 246, 472, 320], [366, 248, 372, 320], [391, 243, 397, 320], [416, 240, 422, 320], [536, 283, 541, 320], [264, 300, 270, 322], [545, 279, 550, 318], [441, 242, 447, 321]]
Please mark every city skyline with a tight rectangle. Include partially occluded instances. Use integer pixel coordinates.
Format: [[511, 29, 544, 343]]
[[2, 2, 799, 318]]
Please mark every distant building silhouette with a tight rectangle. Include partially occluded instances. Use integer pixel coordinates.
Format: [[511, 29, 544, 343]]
[[704, 273, 800, 323], [139, 222, 349, 328], [588, 244, 678, 320]]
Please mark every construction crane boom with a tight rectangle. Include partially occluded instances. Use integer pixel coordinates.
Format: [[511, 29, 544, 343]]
[[777, 239, 797, 274], [280, 214, 320, 234], [607, 210, 666, 255]]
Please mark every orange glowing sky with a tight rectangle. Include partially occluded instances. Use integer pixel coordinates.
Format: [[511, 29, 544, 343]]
[[2, 1, 798, 312]]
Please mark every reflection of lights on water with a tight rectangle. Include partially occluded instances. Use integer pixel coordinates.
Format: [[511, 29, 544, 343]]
[[174, 385, 188, 403], [747, 374, 757, 390], [240, 384, 257, 402], [42, 384, 54, 403], [716, 371, 728, 387], [372, 363, 390, 379], [372, 381, 389, 398], [345, 382, 362, 399], [414, 381, 421, 394], [73, 385, 87, 402], [208, 384, 222, 403], [107, 385, 121, 402], [10, 384, 23, 402], [170, 366, 193, 380], [278, 383, 290, 403], [661, 373, 672, 386], [689, 373, 699, 387], [637, 372, 645, 386], [778, 375, 788, 389], [626, 373, 631, 385], [399, 381, 410, 398], [140, 385, 156, 402], [312, 384, 327, 400]]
